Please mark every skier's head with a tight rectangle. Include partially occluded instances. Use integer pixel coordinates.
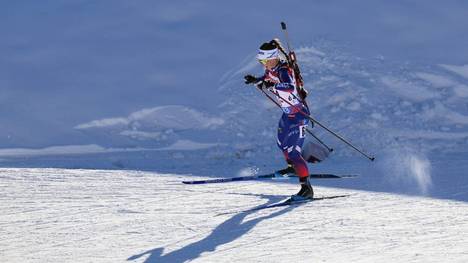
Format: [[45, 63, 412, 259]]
[[257, 42, 280, 70]]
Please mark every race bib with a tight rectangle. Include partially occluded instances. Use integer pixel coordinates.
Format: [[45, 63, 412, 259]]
[[299, 125, 307, 138]]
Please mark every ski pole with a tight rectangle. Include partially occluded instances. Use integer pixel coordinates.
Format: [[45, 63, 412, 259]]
[[306, 129, 334, 152], [305, 111, 374, 161], [268, 88, 375, 161], [278, 21, 374, 161], [285, 92, 333, 152], [259, 88, 333, 152]]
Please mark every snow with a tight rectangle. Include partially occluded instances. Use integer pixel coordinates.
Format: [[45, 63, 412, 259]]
[[391, 129, 468, 140], [422, 102, 468, 125], [453, 85, 468, 98], [0, 140, 223, 158], [440, 64, 468, 80], [380, 76, 439, 102], [378, 150, 432, 195], [75, 105, 224, 131], [1, 168, 467, 263], [414, 72, 457, 88], [2, 0, 468, 148], [1, 1, 468, 262], [0, 144, 119, 157], [156, 139, 221, 151]]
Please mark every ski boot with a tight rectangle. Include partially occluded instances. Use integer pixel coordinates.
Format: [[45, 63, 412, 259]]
[[291, 176, 314, 201]]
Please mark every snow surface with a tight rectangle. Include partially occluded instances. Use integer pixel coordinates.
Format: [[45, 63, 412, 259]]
[[1, 168, 467, 263]]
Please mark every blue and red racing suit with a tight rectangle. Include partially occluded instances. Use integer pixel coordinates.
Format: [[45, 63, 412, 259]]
[[261, 61, 310, 178]]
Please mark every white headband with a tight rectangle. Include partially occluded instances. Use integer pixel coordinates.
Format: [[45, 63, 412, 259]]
[[256, 48, 279, 60]]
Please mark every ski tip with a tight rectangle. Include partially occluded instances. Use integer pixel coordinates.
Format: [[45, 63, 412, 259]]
[[181, 181, 203, 184], [339, 174, 359, 178]]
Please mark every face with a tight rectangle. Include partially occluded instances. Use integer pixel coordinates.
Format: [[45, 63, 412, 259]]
[[260, 58, 279, 70]]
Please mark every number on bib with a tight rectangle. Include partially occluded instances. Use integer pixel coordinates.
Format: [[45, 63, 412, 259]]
[[299, 125, 307, 138]]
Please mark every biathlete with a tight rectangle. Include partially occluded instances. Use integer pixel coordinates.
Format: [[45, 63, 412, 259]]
[[244, 41, 314, 201]]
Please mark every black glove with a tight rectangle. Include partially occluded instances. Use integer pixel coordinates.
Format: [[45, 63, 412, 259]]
[[244, 75, 275, 90], [244, 74, 258, 84]]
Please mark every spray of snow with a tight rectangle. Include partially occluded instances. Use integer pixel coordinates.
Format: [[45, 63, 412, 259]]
[[237, 167, 259, 177], [379, 149, 433, 195]]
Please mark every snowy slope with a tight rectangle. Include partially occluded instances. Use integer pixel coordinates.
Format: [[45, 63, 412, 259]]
[[2, 1, 468, 148], [219, 41, 468, 154], [1, 168, 467, 263], [2, 1, 468, 178], [2, 41, 468, 202]]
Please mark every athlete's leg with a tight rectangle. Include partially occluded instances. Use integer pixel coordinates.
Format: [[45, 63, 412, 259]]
[[277, 114, 293, 167], [283, 118, 309, 178]]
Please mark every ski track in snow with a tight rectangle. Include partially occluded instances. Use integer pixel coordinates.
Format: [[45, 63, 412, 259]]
[[1, 168, 467, 263]]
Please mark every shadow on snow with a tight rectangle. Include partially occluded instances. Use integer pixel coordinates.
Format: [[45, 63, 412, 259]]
[[127, 194, 296, 263]]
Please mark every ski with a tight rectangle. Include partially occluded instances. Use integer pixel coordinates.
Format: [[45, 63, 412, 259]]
[[182, 173, 277, 185], [216, 195, 350, 216], [253, 195, 351, 211], [182, 173, 357, 184]]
